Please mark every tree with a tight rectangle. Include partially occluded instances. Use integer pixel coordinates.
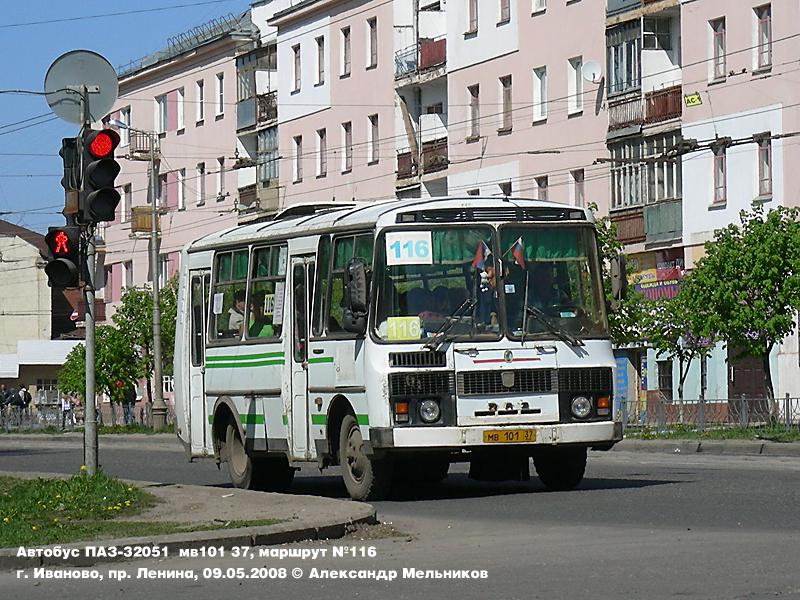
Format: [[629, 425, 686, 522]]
[[688, 204, 800, 400], [111, 276, 178, 405], [590, 203, 650, 345], [57, 325, 140, 425], [642, 278, 714, 404]]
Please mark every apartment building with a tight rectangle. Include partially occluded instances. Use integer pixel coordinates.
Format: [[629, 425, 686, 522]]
[[271, 0, 398, 208], [100, 13, 256, 317]]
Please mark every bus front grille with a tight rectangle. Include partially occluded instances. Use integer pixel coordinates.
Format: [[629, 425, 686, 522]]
[[389, 351, 447, 368], [457, 369, 555, 396], [557, 368, 613, 392], [389, 372, 455, 397]]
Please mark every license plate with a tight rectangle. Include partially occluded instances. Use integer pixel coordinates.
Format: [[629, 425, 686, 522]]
[[483, 429, 537, 444]]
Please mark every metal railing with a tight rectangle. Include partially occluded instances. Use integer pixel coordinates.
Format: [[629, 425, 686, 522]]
[[0, 401, 175, 432], [608, 92, 644, 130], [644, 86, 682, 124], [621, 395, 800, 434]]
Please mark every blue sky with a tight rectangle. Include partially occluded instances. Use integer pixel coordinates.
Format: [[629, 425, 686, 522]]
[[0, 0, 251, 233]]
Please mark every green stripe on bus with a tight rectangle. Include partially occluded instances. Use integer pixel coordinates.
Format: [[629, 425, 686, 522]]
[[206, 414, 265, 425], [356, 414, 369, 426], [206, 359, 285, 369], [206, 352, 284, 362], [310, 414, 369, 426], [282, 415, 288, 426], [308, 357, 335, 364]]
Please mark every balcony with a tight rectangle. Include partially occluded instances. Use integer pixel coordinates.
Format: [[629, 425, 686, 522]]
[[397, 151, 418, 180], [238, 183, 257, 212], [237, 92, 277, 132], [610, 206, 645, 244], [644, 198, 682, 243], [395, 37, 446, 82], [608, 93, 644, 131], [644, 86, 682, 125], [607, 0, 640, 17], [421, 138, 448, 175]]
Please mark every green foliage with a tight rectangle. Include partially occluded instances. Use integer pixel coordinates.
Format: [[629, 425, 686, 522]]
[[112, 276, 178, 381], [57, 326, 140, 402], [688, 204, 800, 398]]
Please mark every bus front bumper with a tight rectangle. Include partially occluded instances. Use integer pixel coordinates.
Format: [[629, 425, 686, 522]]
[[368, 421, 623, 451]]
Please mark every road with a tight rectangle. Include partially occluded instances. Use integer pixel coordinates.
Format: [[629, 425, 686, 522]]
[[1, 436, 799, 599]]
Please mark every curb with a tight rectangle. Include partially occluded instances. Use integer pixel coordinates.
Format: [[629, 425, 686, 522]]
[[612, 438, 800, 457]]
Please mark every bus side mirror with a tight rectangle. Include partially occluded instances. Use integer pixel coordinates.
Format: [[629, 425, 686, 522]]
[[343, 258, 368, 334], [610, 254, 627, 310]]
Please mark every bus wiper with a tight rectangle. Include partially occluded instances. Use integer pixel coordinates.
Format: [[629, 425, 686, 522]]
[[524, 305, 584, 347], [424, 298, 476, 351]]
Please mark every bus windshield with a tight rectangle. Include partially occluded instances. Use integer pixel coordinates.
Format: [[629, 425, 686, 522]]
[[374, 227, 501, 342], [498, 225, 609, 339]]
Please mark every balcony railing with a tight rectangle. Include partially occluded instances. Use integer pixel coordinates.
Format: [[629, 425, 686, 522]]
[[644, 86, 682, 124], [257, 91, 277, 125], [397, 151, 418, 180], [421, 138, 448, 174], [608, 93, 644, 131], [644, 198, 682, 243], [238, 183, 257, 211], [395, 37, 446, 79], [610, 206, 646, 244]]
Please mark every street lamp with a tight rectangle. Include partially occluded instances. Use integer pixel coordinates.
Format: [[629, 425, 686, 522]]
[[109, 119, 168, 430]]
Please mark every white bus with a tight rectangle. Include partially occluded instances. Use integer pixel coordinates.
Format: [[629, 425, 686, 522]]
[[173, 197, 623, 500]]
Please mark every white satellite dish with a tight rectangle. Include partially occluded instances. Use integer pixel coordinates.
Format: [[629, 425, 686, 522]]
[[582, 60, 603, 84]]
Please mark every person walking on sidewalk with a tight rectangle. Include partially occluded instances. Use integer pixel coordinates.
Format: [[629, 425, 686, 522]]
[[60, 393, 74, 430], [122, 385, 137, 426]]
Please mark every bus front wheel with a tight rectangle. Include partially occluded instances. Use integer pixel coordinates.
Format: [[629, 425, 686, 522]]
[[339, 414, 392, 501], [533, 446, 587, 491]]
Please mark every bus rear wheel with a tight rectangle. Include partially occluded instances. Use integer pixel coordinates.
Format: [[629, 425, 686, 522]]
[[339, 414, 392, 501], [225, 422, 295, 491], [533, 446, 587, 491]]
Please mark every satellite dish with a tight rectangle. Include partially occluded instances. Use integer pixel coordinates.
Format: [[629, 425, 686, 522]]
[[44, 50, 118, 125], [582, 60, 603, 84]]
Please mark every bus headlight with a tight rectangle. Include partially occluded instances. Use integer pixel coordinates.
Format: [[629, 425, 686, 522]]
[[419, 399, 441, 424], [571, 396, 592, 419]]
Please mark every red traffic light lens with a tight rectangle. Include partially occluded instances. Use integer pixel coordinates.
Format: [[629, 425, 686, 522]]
[[51, 231, 70, 255], [88, 132, 115, 158]]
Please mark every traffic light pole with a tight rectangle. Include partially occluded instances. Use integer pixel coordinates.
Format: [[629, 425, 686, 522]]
[[80, 85, 98, 476], [149, 136, 167, 430]]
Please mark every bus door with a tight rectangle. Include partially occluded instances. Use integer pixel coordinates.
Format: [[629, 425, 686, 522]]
[[189, 270, 211, 454], [289, 255, 315, 460]]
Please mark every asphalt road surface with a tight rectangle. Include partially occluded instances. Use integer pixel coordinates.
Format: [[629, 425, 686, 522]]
[[1, 435, 799, 599]]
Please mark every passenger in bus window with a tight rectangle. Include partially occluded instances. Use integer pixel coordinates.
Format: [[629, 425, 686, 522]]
[[248, 291, 274, 338], [227, 289, 246, 335]]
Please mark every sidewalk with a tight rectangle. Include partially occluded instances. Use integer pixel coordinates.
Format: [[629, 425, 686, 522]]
[[0, 471, 376, 570], [613, 438, 800, 457]]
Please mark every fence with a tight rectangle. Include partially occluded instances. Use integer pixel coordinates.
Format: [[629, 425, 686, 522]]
[[0, 401, 175, 432], [621, 394, 800, 434]]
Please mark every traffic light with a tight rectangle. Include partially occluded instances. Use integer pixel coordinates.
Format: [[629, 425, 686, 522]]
[[79, 128, 120, 223], [44, 226, 81, 288], [59, 137, 79, 191]]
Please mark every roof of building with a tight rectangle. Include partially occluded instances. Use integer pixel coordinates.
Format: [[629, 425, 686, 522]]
[[118, 10, 258, 78], [270, 0, 322, 22], [0, 219, 47, 258], [187, 196, 595, 252], [0, 340, 81, 379]]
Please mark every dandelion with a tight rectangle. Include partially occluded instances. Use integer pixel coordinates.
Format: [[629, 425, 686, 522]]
[[53, 518, 59, 523], [31, 526, 38, 531], [127, 487, 133, 492], [80, 465, 87, 471], [2, 517, 9, 523], [124, 501, 131, 506]]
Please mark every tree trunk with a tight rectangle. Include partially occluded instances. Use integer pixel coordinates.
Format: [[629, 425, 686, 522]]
[[110, 401, 117, 427], [763, 348, 777, 419]]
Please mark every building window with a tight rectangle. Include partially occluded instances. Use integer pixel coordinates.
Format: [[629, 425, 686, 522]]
[[713, 144, 727, 204], [468, 84, 480, 139], [316, 36, 325, 84], [607, 22, 641, 95], [532, 66, 547, 122], [177, 87, 185, 130], [123, 260, 133, 290], [121, 184, 131, 222], [158, 254, 170, 289], [499, 181, 512, 196], [342, 121, 353, 172], [155, 95, 167, 133], [196, 162, 206, 205], [196, 79, 204, 122], [215, 73, 224, 116], [500, 75, 512, 131], [711, 18, 726, 80], [237, 59, 256, 102], [571, 169, 585, 207], [568, 56, 583, 115], [755, 4, 772, 69], [468, 0, 478, 33], [178, 169, 185, 210], [258, 127, 279, 182], [292, 44, 301, 92], [119, 107, 130, 146], [499, 0, 511, 23], [757, 133, 772, 197], [341, 27, 351, 76], [368, 114, 379, 164], [535, 176, 548, 201], [317, 128, 327, 177], [657, 359, 673, 401], [611, 133, 682, 208], [533, 0, 546, 13], [216, 157, 225, 199], [294, 135, 303, 182], [643, 17, 672, 51], [367, 17, 378, 68]]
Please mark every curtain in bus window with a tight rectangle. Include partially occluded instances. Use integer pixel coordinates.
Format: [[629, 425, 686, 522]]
[[210, 249, 249, 341], [431, 229, 489, 263]]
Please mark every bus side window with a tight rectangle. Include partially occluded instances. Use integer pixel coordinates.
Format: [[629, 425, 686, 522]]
[[210, 249, 249, 341], [245, 244, 287, 340], [312, 235, 330, 337], [327, 233, 374, 334]]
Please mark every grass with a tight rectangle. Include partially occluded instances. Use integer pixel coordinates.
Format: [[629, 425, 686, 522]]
[[0, 473, 278, 548], [626, 424, 800, 442]]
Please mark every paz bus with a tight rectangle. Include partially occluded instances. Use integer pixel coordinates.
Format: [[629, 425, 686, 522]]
[[173, 197, 623, 500]]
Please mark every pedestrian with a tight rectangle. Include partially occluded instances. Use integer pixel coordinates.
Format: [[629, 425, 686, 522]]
[[60, 393, 74, 430], [0, 384, 9, 428], [123, 384, 137, 426], [18, 384, 32, 427]]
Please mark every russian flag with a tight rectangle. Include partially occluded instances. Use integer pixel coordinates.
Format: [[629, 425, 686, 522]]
[[511, 237, 525, 269], [472, 241, 490, 269]]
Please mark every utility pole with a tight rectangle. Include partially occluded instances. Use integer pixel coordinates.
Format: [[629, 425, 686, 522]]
[[148, 133, 167, 430]]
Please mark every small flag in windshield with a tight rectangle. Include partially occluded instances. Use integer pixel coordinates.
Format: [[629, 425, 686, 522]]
[[472, 241, 491, 270], [511, 237, 525, 269]]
